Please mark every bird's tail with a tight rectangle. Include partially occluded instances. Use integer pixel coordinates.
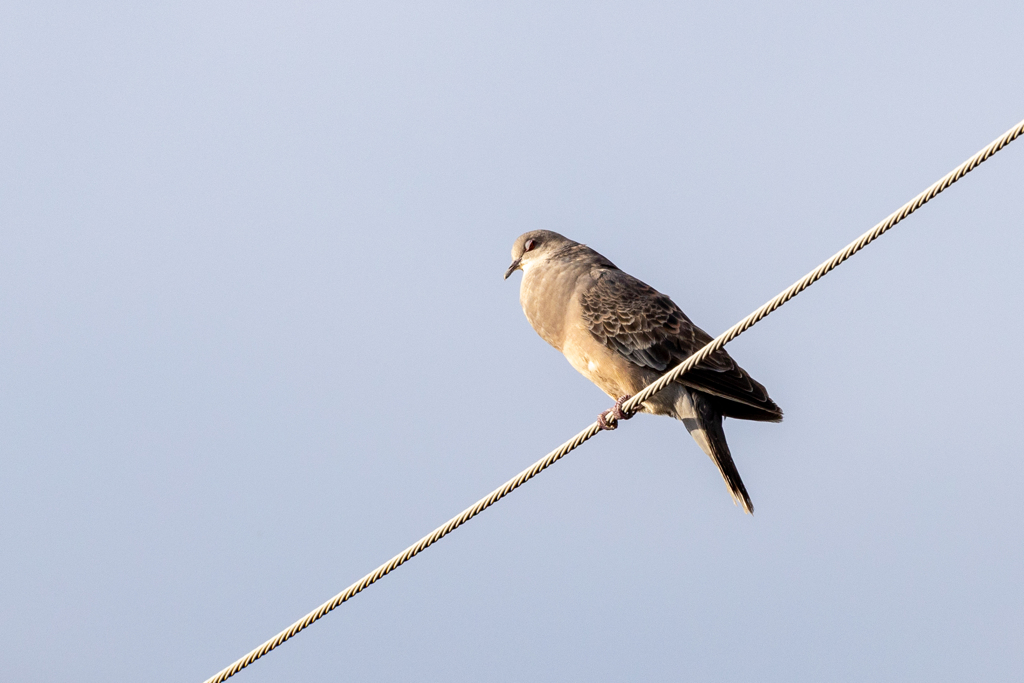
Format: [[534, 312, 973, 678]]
[[675, 389, 754, 514]]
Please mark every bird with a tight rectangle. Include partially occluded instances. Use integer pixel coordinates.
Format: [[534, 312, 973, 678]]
[[504, 230, 782, 514]]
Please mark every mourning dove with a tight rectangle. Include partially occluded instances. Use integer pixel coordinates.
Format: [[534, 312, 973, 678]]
[[504, 230, 782, 514]]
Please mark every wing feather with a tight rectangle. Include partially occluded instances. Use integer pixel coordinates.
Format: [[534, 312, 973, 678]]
[[579, 269, 782, 421]]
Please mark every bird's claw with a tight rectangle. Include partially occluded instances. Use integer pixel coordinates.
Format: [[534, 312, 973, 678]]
[[597, 395, 635, 430], [613, 394, 636, 421], [597, 410, 617, 430]]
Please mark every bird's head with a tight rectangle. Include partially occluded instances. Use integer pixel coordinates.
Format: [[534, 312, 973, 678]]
[[504, 230, 572, 280]]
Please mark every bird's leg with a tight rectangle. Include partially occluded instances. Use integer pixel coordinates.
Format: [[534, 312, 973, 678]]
[[597, 395, 635, 430]]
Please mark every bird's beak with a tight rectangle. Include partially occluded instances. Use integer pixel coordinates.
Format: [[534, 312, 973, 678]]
[[503, 257, 522, 280]]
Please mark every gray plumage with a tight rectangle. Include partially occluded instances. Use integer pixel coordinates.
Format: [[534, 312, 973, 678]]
[[505, 230, 782, 514]]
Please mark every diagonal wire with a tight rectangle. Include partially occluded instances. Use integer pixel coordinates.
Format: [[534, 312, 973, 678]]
[[203, 117, 1024, 683]]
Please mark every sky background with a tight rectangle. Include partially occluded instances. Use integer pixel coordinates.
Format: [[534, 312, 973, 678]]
[[2, 2, 1023, 682]]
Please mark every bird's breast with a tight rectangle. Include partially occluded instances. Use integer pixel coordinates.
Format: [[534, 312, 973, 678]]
[[519, 261, 583, 351]]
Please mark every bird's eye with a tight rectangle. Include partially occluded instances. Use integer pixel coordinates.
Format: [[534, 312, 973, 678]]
[[524, 239, 537, 252]]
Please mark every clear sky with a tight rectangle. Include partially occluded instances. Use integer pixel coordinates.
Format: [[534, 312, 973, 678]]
[[2, 2, 1022, 681]]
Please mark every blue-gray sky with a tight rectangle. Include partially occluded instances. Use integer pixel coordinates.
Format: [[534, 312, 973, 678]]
[[2, 2, 1022, 681]]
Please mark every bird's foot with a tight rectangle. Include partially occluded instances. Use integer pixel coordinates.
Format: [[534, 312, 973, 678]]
[[597, 410, 616, 430], [612, 394, 636, 421], [597, 395, 635, 430]]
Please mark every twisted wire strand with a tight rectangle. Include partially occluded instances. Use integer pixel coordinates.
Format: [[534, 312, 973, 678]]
[[203, 117, 1024, 683]]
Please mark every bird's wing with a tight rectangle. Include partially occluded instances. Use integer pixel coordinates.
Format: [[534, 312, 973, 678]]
[[579, 269, 781, 420]]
